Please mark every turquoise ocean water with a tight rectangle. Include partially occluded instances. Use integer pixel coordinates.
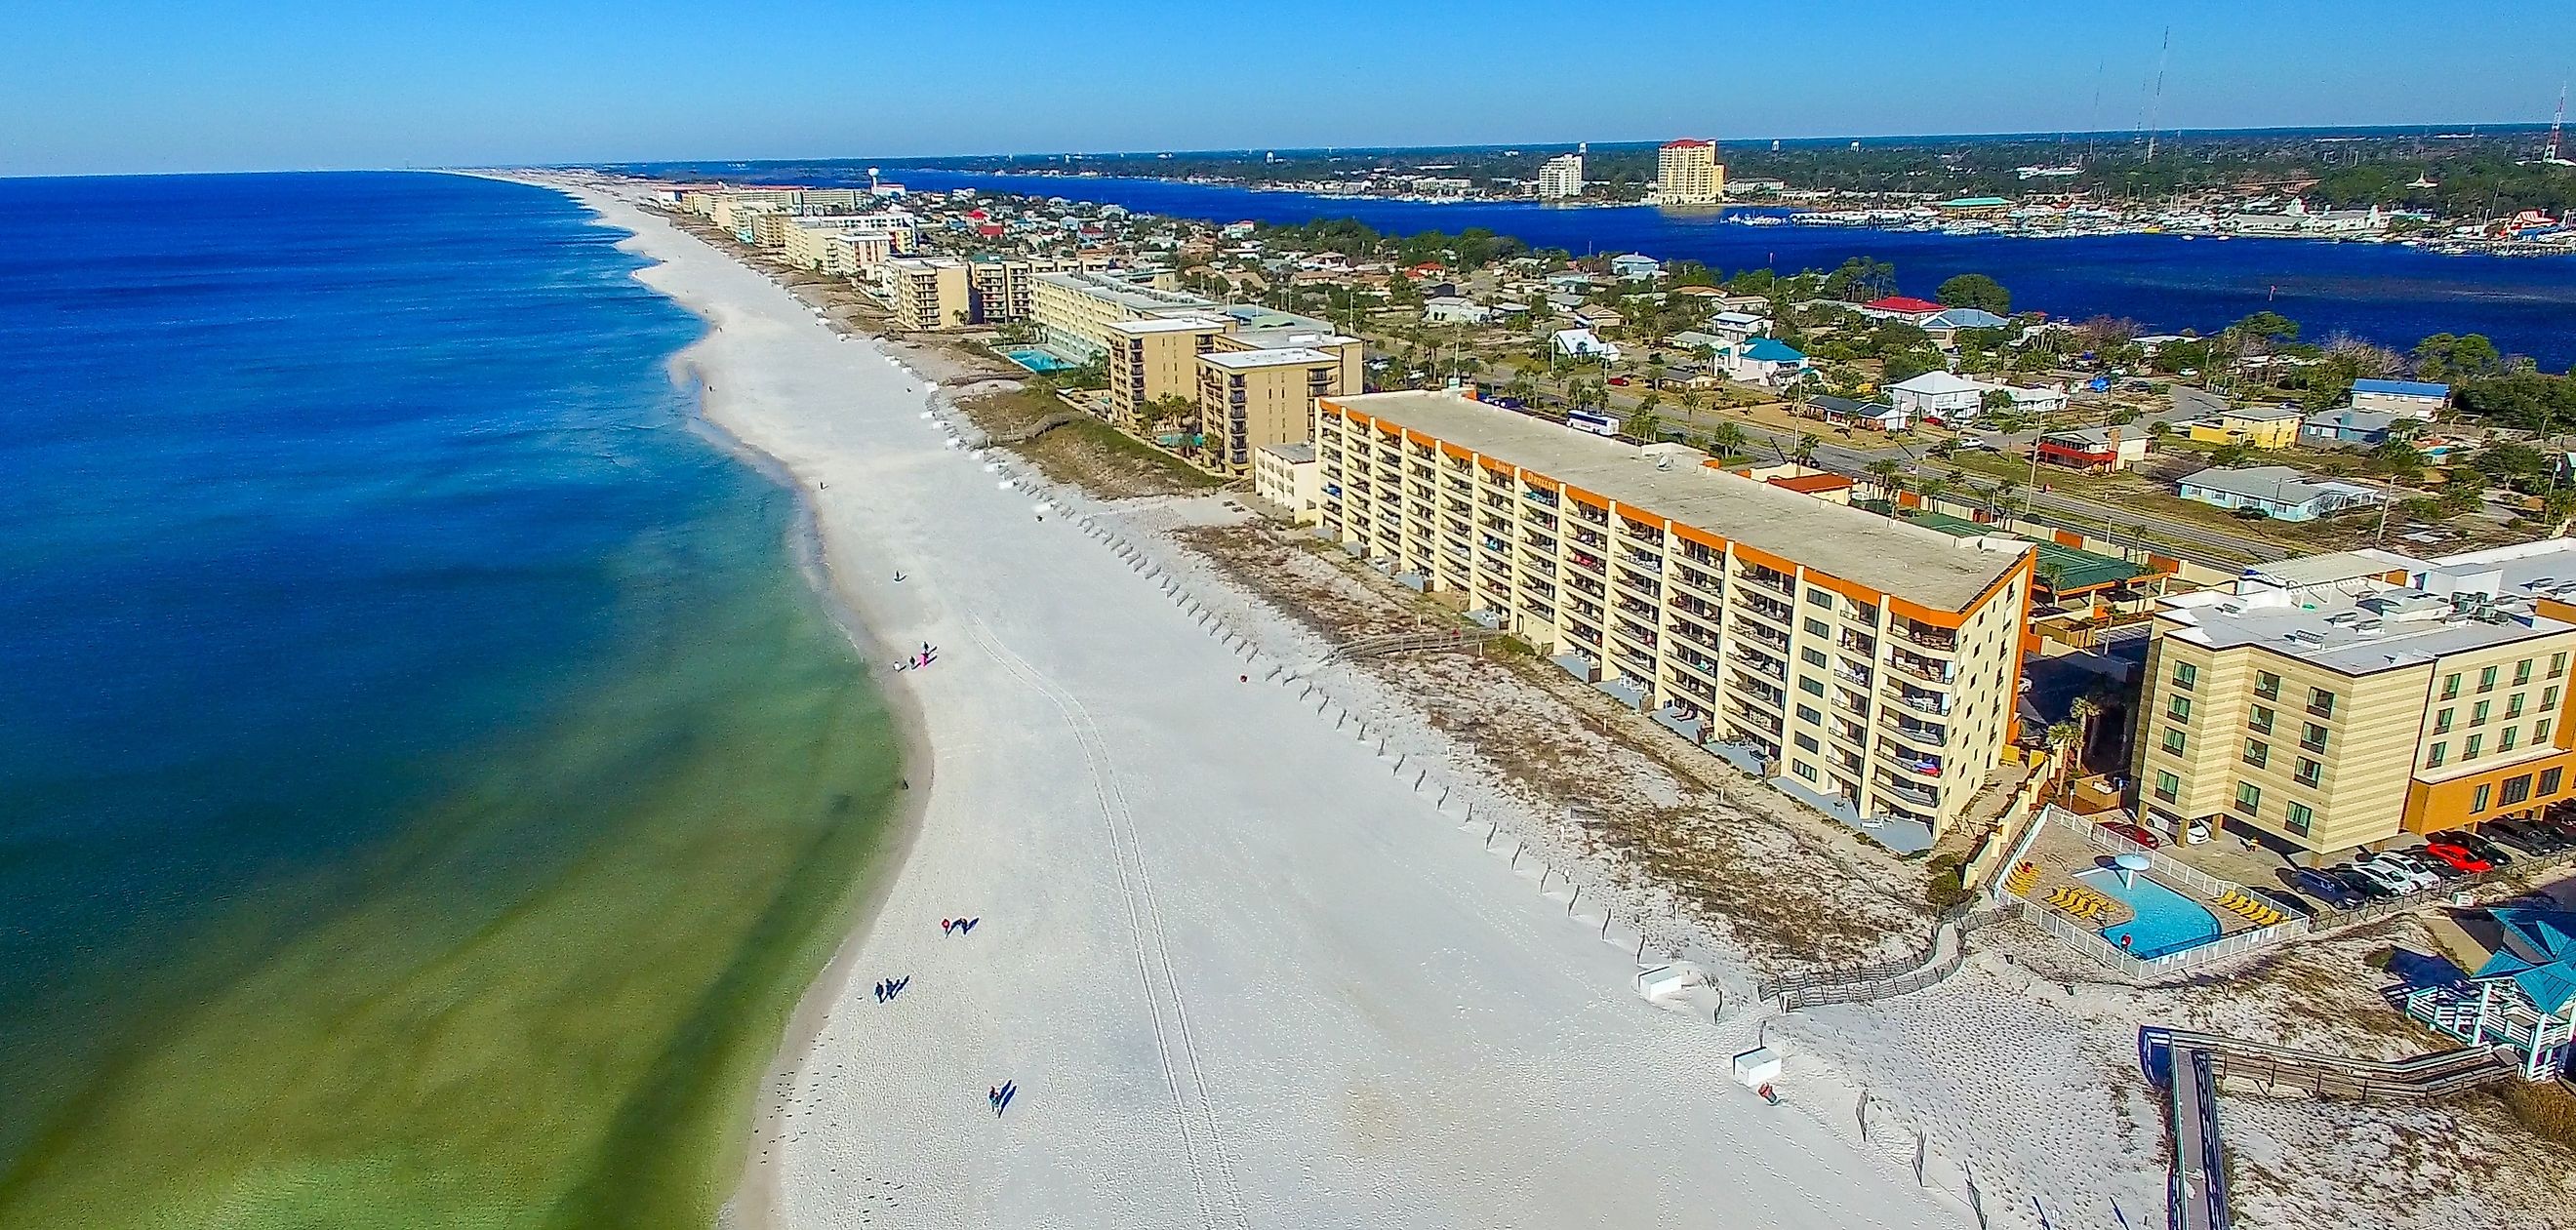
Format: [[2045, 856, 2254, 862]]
[[0, 171, 900, 1226]]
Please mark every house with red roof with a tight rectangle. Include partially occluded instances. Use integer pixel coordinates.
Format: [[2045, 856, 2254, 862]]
[[1858, 296, 1947, 321]]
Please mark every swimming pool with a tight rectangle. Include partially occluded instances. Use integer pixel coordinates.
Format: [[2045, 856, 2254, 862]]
[[2077, 867, 2223, 959], [1004, 347, 1073, 373]]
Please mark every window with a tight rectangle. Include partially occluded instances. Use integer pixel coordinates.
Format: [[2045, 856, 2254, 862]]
[[2428, 742, 2448, 768], [2503, 774, 2534, 806], [2300, 723, 2328, 753], [2173, 662, 2198, 692], [2153, 771, 2181, 803], [2510, 694, 2528, 718], [2433, 707, 2454, 734], [2516, 658, 2534, 686], [1796, 704, 1823, 726], [2473, 783, 2492, 813], [2295, 758, 2323, 788], [1793, 760, 1818, 782], [2554, 652, 2568, 679], [2540, 718, 2556, 743], [2285, 801, 2314, 835], [1804, 617, 1831, 638], [1806, 588, 1833, 608], [2441, 672, 2462, 700], [2543, 767, 2563, 796], [2162, 729, 2189, 755], [2242, 739, 2270, 769], [2502, 727, 2520, 752], [2546, 686, 2560, 709], [2473, 700, 2492, 726], [2256, 671, 2282, 700], [1801, 648, 1829, 668], [2234, 781, 2262, 815], [1794, 733, 1820, 753], [2466, 734, 2484, 759], [2249, 705, 2275, 734], [1798, 676, 1825, 697], [2309, 687, 2338, 717], [2168, 696, 2194, 722], [2479, 665, 2499, 693]]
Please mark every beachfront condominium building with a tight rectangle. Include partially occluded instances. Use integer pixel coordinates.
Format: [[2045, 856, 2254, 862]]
[[1196, 346, 1348, 475], [1106, 316, 1232, 430], [1657, 139, 1726, 206], [781, 225, 897, 276], [1314, 391, 2033, 839], [967, 256, 1085, 324], [1254, 442, 1321, 524], [1537, 149, 1586, 201], [2134, 543, 2576, 859], [885, 258, 973, 331], [1030, 269, 1223, 359]]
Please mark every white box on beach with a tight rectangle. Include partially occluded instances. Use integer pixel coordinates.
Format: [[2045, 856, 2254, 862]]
[[1731, 1047, 1782, 1088]]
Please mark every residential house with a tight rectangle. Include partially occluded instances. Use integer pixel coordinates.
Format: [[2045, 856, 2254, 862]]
[[1572, 304, 1626, 333], [1706, 310, 1771, 345], [1810, 394, 1906, 432], [1918, 307, 2011, 345], [2352, 378, 2450, 419], [1423, 296, 1492, 326], [2175, 465, 2383, 521], [2302, 408, 2409, 447], [1885, 370, 1986, 425], [2405, 905, 2576, 1082], [1551, 328, 1621, 362], [2035, 426, 2151, 473], [1857, 296, 1948, 323], [2186, 404, 2306, 450], [1610, 254, 1663, 281], [1712, 337, 1810, 388]]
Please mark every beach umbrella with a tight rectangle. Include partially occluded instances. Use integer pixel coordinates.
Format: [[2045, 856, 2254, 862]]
[[2113, 851, 2151, 889]]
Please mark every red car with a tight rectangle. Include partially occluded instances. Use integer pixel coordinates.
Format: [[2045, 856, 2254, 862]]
[[2099, 821, 2162, 850], [1606, 376, 1631, 386], [2420, 842, 2493, 874]]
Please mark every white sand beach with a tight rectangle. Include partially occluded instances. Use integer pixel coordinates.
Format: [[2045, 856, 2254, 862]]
[[537, 179, 1973, 1230]]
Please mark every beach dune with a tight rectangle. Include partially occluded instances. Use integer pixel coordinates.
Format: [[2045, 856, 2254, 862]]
[[558, 181, 1964, 1230]]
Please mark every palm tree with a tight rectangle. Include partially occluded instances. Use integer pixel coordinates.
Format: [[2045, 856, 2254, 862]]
[[2065, 695, 2104, 777], [1918, 476, 1952, 511], [1792, 433, 1821, 467], [2044, 721, 2082, 790], [1867, 457, 1905, 497]]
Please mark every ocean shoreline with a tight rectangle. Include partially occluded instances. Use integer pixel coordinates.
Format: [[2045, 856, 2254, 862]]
[[498, 174, 945, 1230]]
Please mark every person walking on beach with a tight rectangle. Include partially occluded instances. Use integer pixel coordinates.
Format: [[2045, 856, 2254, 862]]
[[941, 919, 953, 935], [873, 980, 885, 1003]]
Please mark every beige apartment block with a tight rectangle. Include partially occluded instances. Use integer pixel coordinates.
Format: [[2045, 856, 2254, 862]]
[[781, 224, 896, 275], [1537, 150, 1586, 201], [2135, 545, 2576, 857], [1031, 270, 1223, 358], [1657, 139, 1726, 206], [968, 256, 1084, 324], [1315, 391, 2033, 840], [1197, 348, 1348, 474], [1253, 442, 1321, 523], [1105, 316, 1231, 429], [885, 258, 973, 331]]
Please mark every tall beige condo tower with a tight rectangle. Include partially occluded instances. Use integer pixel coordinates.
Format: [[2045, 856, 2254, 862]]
[[1537, 146, 1586, 201], [1657, 139, 1725, 205]]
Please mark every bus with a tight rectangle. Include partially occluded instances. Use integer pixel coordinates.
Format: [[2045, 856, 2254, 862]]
[[1565, 409, 1622, 437]]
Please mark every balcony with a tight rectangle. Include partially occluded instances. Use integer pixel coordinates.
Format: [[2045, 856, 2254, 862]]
[[1887, 720, 1948, 750], [1886, 685, 1949, 717], [1624, 553, 1665, 574], [1522, 488, 1559, 509], [1735, 567, 1794, 598], [1732, 647, 1788, 682], [1877, 773, 1941, 810], [1895, 620, 1956, 654], [1738, 596, 1795, 629], [1740, 624, 1791, 655], [1889, 653, 1954, 686]]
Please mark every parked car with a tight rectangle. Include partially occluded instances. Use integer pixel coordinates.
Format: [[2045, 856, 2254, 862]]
[[2283, 867, 2363, 909], [1605, 376, 1630, 386], [2098, 821, 2162, 849], [2420, 842, 2494, 874], [1954, 436, 1997, 452], [2428, 829, 2515, 868], [2356, 852, 2438, 893], [2331, 864, 2402, 899], [2485, 817, 2572, 854], [2391, 848, 2468, 883]]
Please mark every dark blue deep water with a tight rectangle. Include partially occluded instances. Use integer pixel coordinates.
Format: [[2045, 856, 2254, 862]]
[[743, 166, 2576, 370], [0, 172, 897, 1226]]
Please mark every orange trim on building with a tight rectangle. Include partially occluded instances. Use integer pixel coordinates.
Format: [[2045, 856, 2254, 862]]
[[1732, 542, 1799, 576], [1670, 524, 1730, 554], [1768, 473, 1856, 496], [1802, 572, 1883, 609], [1520, 472, 1561, 493], [1438, 441, 1474, 462], [2403, 749, 2576, 834]]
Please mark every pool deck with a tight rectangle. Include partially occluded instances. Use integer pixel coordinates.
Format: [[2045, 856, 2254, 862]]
[[2004, 817, 2266, 944]]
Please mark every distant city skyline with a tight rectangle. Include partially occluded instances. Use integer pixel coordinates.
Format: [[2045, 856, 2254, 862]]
[[3, 0, 2571, 177]]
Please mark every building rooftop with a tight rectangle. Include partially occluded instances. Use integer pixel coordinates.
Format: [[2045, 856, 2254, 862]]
[[2355, 378, 2450, 398], [1258, 442, 1316, 463], [1202, 346, 1337, 370], [1104, 315, 1229, 336], [2155, 554, 2576, 675], [2177, 465, 2380, 507], [1229, 326, 1355, 350], [1034, 269, 1217, 314], [1325, 391, 2029, 611]]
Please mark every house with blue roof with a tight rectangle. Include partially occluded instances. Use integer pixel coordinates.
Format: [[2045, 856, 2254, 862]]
[[2406, 905, 2576, 1081], [2351, 377, 2449, 419], [1712, 337, 1810, 388], [1918, 306, 2011, 344]]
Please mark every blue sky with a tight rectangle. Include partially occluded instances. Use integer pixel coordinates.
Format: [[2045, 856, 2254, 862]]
[[4, 1, 2570, 176]]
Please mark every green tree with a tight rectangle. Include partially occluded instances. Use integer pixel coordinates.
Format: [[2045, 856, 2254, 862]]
[[2209, 441, 2259, 468], [1629, 409, 1665, 442], [1792, 433, 1822, 466], [1707, 420, 1749, 460], [1934, 273, 2011, 315]]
